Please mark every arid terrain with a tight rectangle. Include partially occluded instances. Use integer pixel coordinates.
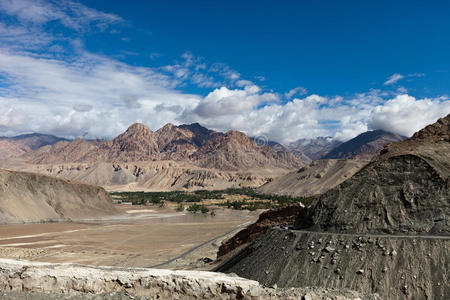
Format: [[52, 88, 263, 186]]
[[0, 205, 259, 270]]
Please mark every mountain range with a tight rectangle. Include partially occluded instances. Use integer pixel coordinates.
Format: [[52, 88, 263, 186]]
[[17, 123, 301, 171], [0, 123, 407, 192]]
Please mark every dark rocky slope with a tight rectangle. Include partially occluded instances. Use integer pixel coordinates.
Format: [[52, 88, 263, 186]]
[[217, 228, 448, 300], [216, 114, 450, 299], [217, 204, 303, 259]]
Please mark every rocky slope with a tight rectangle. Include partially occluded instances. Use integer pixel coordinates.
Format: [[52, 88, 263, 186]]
[[0, 140, 27, 158], [217, 204, 303, 260], [216, 114, 450, 299], [217, 228, 448, 300], [322, 130, 405, 160], [257, 159, 369, 197], [0, 168, 118, 224], [0, 259, 380, 299], [22, 123, 302, 171]]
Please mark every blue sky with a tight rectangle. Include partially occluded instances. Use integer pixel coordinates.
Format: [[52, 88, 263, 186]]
[[0, 0, 449, 143]]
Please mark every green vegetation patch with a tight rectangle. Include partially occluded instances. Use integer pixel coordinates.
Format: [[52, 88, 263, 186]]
[[110, 188, 311, 210]]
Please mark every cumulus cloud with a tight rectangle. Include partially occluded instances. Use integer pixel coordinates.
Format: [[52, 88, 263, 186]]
[[191, 85, 276, 117], [384, 73, 404, 85], [367, 95, 450, 137]]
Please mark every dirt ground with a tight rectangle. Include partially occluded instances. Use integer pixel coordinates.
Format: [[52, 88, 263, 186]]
[[0, 205, 259, 269]]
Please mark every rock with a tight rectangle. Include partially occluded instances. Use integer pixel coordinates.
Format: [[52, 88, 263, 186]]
[[324, 246, 335, 253], [356, 269, 364, 275]]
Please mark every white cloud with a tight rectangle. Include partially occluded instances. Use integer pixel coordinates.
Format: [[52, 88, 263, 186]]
[[0, 0, 122, 31], [384, 73, 404, 85], [0, 48, 201, 138], [367, 95, 450, 137], [285, 86, 307, 99], [191, 85, 273, 117]]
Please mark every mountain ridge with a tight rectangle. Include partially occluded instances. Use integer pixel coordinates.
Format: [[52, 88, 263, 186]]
[[19, 123, 303, 171]]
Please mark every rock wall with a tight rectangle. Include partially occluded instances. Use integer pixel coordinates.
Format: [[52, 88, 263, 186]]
[[0, 259, 378, 299]]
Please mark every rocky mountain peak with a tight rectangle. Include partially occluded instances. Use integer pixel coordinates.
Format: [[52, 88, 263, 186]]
[[108, 123, 159, 161], [411, 113, 450, 141], [122, 123, 153, 137], [224, 130, 252, 144]]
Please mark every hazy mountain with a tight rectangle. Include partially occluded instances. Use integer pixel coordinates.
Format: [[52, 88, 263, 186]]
[[0, 133, 68, 159], [288, 137, 342, 163], [321, 130, 405, 159], [9, 133, 69, 150]]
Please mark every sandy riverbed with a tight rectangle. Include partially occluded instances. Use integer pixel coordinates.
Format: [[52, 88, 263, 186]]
[[0, 205, 259, 269]]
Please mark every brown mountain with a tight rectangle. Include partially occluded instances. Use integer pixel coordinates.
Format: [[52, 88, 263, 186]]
[[321, 130, 405, 160], [22, 123, 302, 171]]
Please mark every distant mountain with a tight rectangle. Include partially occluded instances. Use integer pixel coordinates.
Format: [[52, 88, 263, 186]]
[[0, 133, 68, 159], [321, 130, 405, 160], [23, 123, 302, 171], [9, 133, 69, 150], [288, 137, 342, 163]]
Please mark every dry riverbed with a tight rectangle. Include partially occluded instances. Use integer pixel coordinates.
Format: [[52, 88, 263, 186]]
[[0, 205, 259, 269]]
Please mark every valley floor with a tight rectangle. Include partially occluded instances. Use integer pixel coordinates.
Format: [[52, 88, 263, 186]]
[[0, 205, 259, 270]]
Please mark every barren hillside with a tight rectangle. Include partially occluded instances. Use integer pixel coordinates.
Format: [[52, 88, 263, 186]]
[[13, 161, 286, 191], [257, 159, 369, 197], [0, 168, 118, 224]]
